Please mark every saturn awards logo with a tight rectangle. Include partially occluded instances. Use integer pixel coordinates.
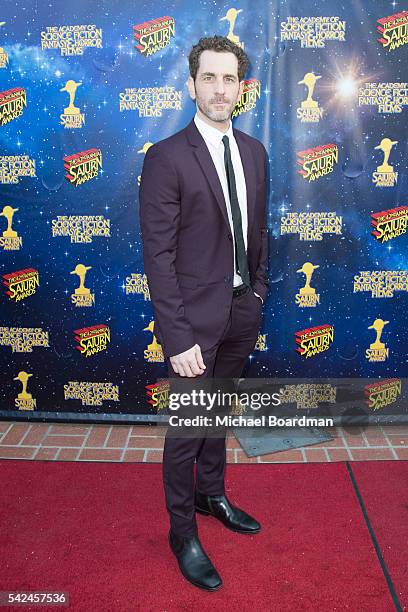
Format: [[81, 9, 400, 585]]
[[366, 318, 390, 362], [377, 11, 408, 52], [60, 80, 85, 128], [365, 379, 401, 411], [372, 138, 398, 187], [145, 379, 170, 411], [371, 206, 408, 243], [74, 324, 110, 357], [64, 148, 102, 186], [232, 78, 260, 117], [143, 320, 164, 363], [0, 87, 27, 125], [295, 262, 320, 307], [297, 72, 324, 122], [295, 324, 334, 358], [297, 144, 338, 182], [70, 264, 95, 307], [134, 16, 175, 56], [3, 268, 39, 302], [13, 371, 37, 410]]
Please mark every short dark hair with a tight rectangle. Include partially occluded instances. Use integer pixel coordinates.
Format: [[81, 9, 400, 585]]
[[188, 35, 249, 82]]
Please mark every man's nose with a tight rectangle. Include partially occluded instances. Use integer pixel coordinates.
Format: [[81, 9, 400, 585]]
[[214, 78, 226, 95]]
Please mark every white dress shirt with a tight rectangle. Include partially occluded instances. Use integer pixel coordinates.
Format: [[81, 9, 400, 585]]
[[193, 112, 263, 303]]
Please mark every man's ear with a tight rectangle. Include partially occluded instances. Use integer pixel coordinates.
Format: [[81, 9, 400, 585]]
[[187, 76, 196, 100]]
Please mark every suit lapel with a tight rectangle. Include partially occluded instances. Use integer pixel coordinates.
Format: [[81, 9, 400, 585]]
[[185, 119, 256, 239], [234, 129, 256, 241], [193, 145, 231, 230]]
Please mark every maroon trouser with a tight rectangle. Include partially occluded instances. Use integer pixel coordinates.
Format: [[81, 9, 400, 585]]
[[162, 285, 262, 537]]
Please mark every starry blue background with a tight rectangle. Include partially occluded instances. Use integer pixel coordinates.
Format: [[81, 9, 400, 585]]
[[0, 0, 407, 420]]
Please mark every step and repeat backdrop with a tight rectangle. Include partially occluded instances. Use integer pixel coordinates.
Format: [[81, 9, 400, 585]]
[[0, 0, 407, 422]]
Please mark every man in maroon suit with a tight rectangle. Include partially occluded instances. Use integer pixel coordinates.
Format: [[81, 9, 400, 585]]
[[139, 35, 269, 591]]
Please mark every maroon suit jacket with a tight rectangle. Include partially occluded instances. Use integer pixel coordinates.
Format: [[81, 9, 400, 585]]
[[139, 117, 269, 359]]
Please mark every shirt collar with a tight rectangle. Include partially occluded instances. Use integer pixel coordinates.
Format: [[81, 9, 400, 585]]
[[194, 112, 233, 149]]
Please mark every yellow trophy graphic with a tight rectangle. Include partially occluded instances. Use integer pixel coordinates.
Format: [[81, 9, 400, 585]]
[[70, 264, 92, 295], [137, 142, 154, 155], [0, 21, 6, 56], [298, 72, 321, 109], [14, 371, 33, 400], [0, 205, 18, 237], [297, 262, 319, 295], [143, 320, 162, 352], [375, 138, 397, 173], [220, 8, 244, 48], [368, 318, 389, 350], [60, 79, 82, 115]]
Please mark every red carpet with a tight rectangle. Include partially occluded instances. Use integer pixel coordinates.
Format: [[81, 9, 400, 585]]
[[0, 460, 405, 611], [350, 461, 408, 608]]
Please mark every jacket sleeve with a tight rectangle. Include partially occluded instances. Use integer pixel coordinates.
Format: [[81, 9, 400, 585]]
[[251, 144, 270, 302], [139, 144, 196, 358]]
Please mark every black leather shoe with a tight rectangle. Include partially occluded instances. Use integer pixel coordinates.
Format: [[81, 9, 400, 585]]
[[195, 490, 261, 534], [168, 529, 223, 591]]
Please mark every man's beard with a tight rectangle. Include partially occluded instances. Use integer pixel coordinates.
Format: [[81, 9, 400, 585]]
[[196, 95, 235, 123]]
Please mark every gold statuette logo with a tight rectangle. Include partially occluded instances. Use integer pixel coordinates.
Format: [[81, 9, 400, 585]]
[[60, 79, 85, 128], [372, 138, 398, 186], [0, 205, 22, 250], [295, 262, 320, 307], [220, 8, 244, 49], [366, 318, 390, 362], [297, 72, 324, 122], [143, 320, 164, 363], [0, 22, 8, 67], [70, 263, 95, 307], [14, 371, 37, 410]]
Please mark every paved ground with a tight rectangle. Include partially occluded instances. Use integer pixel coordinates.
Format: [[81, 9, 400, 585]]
[[0, 422, 407, 462]]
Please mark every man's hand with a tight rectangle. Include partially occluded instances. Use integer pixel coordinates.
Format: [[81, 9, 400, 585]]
[[169, 343, 206, 377]]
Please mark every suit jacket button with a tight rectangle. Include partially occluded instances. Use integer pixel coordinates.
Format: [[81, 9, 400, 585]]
[[224, 276, 231, 283], [227, 233, 232, 240]]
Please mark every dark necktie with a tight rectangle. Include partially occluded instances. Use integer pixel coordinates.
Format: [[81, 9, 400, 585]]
[[222, 135, 250, 288]]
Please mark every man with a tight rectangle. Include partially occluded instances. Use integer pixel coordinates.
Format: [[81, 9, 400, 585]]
[[139, 35, 269, 591]]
